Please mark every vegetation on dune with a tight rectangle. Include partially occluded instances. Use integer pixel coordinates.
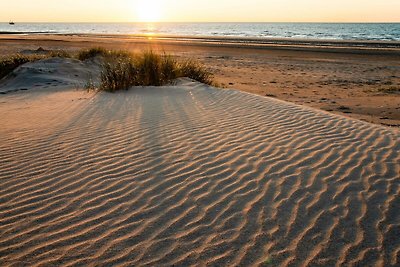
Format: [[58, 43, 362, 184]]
[[77, 47, 134, 61], [100, 50, 214, 92], [178, 59, 214, 86], [49, 50, 72, 58], [0, 54, 44, 80], [0, 50, 73, 80], [75, 48, 214, 90], [100, 51, 137, 92], [0, 47, 215, 90], [77, 47, 109, 61]]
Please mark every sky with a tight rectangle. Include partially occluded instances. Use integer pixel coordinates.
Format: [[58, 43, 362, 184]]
[[1, 0, 399, 23]]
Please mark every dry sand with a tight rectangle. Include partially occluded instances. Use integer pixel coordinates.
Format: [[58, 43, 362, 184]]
[[0, 57, 101, 95], [1, 58, 400, 266]]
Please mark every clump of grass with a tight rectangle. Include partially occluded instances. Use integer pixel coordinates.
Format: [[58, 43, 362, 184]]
[[99, 49, 214, 92], [135, 51, 163, 86], [77, 47, 110, 61], [84, 75, 97, 91], [0, 54, 44, 80], [0, 48, 96, 81], [161, 54, 180, 82], [0, 50, 74, 80], [100, 52, 137, 92], [178, 59, 213, 85], [49, 50, 71, 58]]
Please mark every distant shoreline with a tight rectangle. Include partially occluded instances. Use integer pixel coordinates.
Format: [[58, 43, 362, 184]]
[[1, 31, 400, 45], [0, 22, 399, 42]]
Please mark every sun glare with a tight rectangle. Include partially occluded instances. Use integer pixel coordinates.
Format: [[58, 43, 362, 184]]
[[136, 0, 162, 22]]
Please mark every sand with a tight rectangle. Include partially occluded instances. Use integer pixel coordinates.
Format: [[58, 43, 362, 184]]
[[1, 34, 399, 128], [0, 57, 101, 95], [1, 58, 399, 266]]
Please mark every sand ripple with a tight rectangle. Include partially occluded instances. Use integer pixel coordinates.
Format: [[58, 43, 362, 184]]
[[1, 79, 399, 266]]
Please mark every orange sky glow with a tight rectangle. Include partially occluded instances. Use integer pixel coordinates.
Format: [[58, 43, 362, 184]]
[[1, 0, 399, 22]]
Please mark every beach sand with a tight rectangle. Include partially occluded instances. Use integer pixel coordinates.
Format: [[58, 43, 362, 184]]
[[0, 57, 399, 266], [1, 34, 400, 127]]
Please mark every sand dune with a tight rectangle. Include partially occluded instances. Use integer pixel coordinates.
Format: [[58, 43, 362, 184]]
[[0, 75, 399, 266], [2, 34, 400, 127], [0, 57, 100, 95]]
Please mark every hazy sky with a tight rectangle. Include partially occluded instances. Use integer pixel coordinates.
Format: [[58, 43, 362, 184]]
[[1, 0, 399, 22]]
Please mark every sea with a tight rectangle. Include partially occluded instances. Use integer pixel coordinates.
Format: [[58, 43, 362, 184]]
[[0, 23, 399, 41]]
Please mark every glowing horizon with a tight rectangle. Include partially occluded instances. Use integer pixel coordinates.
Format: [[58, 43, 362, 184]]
[[1, 0, 399, 23]]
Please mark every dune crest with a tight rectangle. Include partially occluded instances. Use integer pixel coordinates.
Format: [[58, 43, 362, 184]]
[[0, 79, 399, 266]]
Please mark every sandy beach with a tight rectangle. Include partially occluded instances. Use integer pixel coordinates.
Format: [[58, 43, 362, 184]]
[[1, 34, 400, 127], [1, 30, 400, 267], [1, 53, 400, 265]]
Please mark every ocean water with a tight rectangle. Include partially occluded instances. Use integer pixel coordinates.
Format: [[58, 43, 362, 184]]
[[1, 22, 399, 41]]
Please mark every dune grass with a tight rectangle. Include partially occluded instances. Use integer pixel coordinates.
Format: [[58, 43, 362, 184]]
[[0, 54, 44, 80], [100, 50, 214, 92], [100, 52, 137, 92], [77, 47, 109, 61], [0, 48, 107, 81], [49, 50, 72, 58], [0, 50, 74, 80], [1, 47, 214, 90], [179, 59, 214, 85]]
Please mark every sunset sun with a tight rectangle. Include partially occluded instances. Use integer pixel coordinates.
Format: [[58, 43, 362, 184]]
[[136, 0, 162, 22]]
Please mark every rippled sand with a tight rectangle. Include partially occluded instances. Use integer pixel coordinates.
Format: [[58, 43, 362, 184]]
[[0, 78, 399, 266]]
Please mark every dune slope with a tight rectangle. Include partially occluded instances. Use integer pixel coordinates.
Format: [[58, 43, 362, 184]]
[[0, 57, 100, 95], [0, 79, 399, 266]]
